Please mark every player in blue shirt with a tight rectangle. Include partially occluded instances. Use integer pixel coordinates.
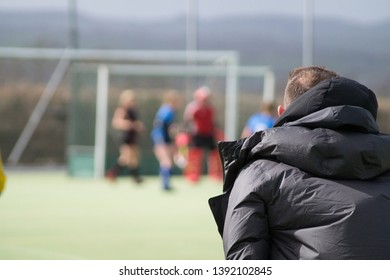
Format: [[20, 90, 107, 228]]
[[241, 102, 276, 138], [151, 90, 181, 191]]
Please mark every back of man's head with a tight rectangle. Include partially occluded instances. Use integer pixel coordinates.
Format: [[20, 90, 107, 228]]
[[284, 66, 339, 107]]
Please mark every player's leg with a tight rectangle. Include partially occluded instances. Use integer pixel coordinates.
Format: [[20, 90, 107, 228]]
[[208, 149, 223, 180], [105, 144, 129, 181], [184, 135, 204, 182], [207, 130, 224, 180], [128, 145, 143, 183], [154, 144, 174, 190]]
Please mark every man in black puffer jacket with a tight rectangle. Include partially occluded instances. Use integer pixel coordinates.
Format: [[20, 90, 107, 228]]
[[209, 66, 390, 259]]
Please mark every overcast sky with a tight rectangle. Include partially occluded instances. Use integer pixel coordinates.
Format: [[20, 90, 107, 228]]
[[0, 0, 389, 24]]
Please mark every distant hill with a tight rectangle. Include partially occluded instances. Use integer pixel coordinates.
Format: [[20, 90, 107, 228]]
[[0, 10, 389, 95]]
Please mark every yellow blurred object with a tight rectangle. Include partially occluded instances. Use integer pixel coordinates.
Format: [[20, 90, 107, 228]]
[[0, 153, 6, 195]]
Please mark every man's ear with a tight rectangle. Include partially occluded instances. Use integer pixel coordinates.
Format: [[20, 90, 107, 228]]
[[277, 105, 285, 117]]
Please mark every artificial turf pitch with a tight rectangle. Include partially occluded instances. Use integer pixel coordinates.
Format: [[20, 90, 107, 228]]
[[0, 171, 224, 260]]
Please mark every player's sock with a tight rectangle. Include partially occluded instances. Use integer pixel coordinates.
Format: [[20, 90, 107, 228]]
[[208, 150, 223, 180], [106, 163, 122, 181], [185, 148, 203, 182], [130, 167, 143, 184], [160, 167, 171, 190]]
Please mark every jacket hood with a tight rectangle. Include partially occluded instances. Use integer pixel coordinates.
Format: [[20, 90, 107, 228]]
[[219, 77, 390, 192], [274, 77, 378, 127]]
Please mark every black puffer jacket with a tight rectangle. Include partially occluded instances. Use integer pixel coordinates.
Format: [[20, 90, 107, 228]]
[[209, 77, 390, 259]]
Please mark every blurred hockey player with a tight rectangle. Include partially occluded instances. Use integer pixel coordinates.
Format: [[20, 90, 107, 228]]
[[151, 90, 181, 191], [183, 87, 223, 182], [106, 90, 144, 183]]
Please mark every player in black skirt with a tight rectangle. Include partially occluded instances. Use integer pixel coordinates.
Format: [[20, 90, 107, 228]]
[[106, 90, 144, 183]]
